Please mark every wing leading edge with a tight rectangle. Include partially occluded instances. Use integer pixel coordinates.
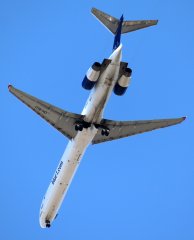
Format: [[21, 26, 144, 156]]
[[92, 117, 186, 144], [8, 85, 83, 139]]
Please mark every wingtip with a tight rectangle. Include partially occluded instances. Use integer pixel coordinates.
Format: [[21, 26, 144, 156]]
[[91, 7, 98, 15], [149, 20, 158, 26], [182, 116, 187, 121], [8, 84, 13, 91]]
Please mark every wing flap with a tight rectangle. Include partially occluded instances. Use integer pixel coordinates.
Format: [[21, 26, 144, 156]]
[[92, 117, 186, 144], [8, 85, 83, 139]]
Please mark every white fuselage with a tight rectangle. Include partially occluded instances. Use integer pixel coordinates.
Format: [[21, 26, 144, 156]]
[[39, 45, 122, 228]]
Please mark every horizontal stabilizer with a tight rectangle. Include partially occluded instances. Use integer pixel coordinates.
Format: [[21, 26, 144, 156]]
[[8, 85, 83, 140], [91, 7, 158, 35], [121, 20, 158, 34], [92, 117, 186, 144], [92, 7, 119, 34]]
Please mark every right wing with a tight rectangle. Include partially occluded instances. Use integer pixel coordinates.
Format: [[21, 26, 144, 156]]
[[8, 85, 84, 139], [92, 117, 186, 144]]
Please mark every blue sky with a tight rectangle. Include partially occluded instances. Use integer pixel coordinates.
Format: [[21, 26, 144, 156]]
[[1, 0, 194, 239]]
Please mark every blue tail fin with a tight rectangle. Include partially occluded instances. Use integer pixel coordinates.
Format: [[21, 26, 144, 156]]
[[113, 15, 124, 50]]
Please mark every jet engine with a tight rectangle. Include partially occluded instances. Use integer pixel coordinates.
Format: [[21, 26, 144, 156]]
[[82, 62, 101, 90], [114, 68, 132, 96]]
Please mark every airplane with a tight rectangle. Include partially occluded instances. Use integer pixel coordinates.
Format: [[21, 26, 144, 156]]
[[8, 8, 186, 228]]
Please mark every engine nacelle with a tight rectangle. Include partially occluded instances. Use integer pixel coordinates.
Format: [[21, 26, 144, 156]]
[[82, 62, 101, 90], [114, 68, 132, 96]]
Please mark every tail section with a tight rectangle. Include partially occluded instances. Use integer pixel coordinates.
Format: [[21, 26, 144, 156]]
[[91, 7, 158, 50]]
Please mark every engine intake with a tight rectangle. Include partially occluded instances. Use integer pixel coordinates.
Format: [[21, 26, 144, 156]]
[[82, 62, 101, 90], [114, 68, 132, 96]]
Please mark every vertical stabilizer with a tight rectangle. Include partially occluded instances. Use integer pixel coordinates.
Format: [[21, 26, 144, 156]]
[[113, 15, 124, 50]]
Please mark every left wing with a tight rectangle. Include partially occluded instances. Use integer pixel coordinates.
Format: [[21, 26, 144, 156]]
[[8, 85, 84, 139], [92, 117, 186, 144]]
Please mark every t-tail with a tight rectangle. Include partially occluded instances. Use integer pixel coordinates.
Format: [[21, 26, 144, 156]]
[[91, 7, 158, 50]]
